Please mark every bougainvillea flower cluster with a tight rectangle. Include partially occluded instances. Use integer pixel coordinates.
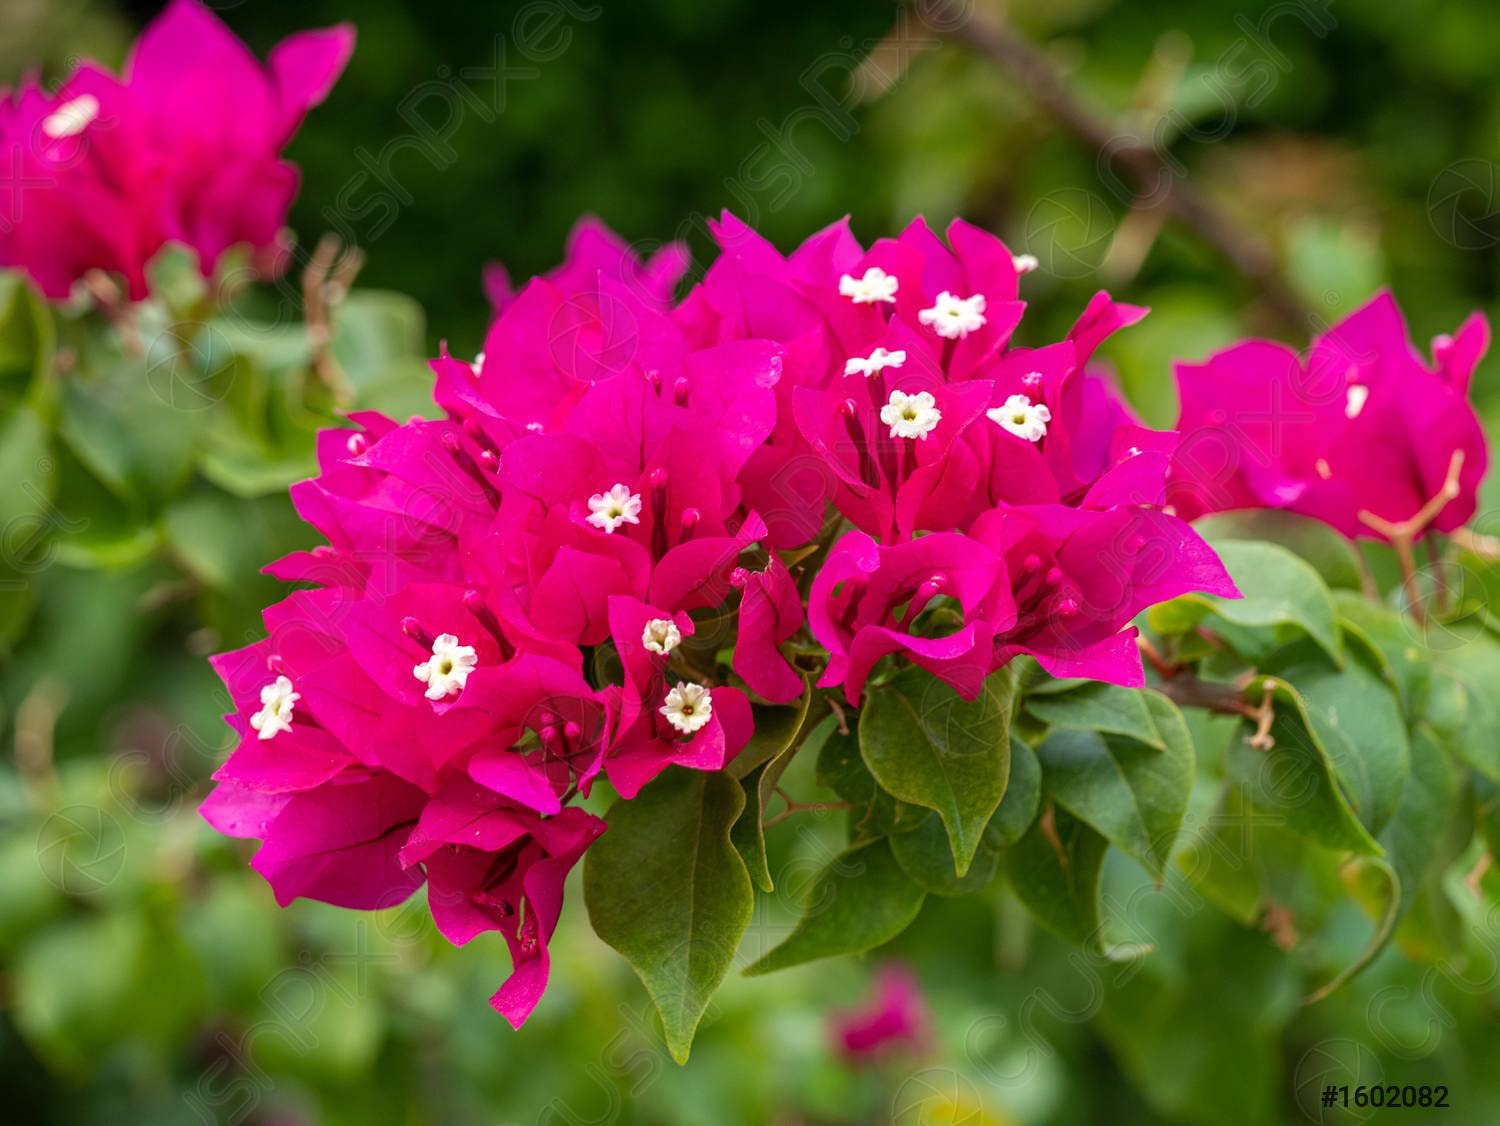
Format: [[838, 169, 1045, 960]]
[[200, 211, 1246, 1026], [1168, 292, 1490, 540], [0, 0, 353, 299]]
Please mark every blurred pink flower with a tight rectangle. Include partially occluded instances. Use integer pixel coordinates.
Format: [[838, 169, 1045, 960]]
[[830, 963, 933, 1060], [0, 0, 353, 298], [1169, 291, 1489, 541]]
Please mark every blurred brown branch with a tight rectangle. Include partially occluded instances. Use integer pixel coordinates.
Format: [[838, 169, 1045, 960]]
[[922, 0, 1313, 334]]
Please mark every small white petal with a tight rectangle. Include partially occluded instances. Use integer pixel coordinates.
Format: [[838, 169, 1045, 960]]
[[249, 675, 300, 741], [642, 617, 682, 655], [586, 483, 643, 534], [660, 681, 713, 734], [918, 291, 987, 339], [42, 95, 99, 139], [1012, 253, 1039, 274], [838, 267, 899, 305], [986, 393, 1051, 442], [412, 633, 478, 700], [1344, 384, 1369, 420], [879, 389, 943, 440], [843, 347, 907, 377]]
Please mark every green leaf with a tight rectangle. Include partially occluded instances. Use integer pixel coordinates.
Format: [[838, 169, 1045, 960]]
[[1148, 541, 1343, 667], [1427, 620, 1500, 779], [333, 290, 428, 393], [1331, 591, 1430, 718], [0, 403, 55, 535], [1191, 509, 1365, 592], [727, 684, 813, 780], [0, 270, 54, 409], [731, 708, 832, 894], [584, 768, 752, 1064], [1035, 690, 1194, 880], [985, 736, 1042, 849], [859, 665, 1016, 877], [1005, 809, 1109, 948], [1322, 725, 1458, 1002], [1176, 783, 1269, 926], [1265, 635, 1410, 837], [1025, 681, 1165, 749], [890, 810, 1000, 896], [743, 838, 925, 976], [1222, 670, 1389, 858]]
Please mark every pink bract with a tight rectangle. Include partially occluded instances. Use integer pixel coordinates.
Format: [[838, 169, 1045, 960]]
[[1168, 291, 1489, 541]]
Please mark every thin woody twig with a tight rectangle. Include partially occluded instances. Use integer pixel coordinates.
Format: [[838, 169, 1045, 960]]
[[1357, 449, 1465, 626], [1151, 669, 1276, 748], [927, 0, 1313, 333], [762, 787, 855, 830], [303, 233, 364, 405]]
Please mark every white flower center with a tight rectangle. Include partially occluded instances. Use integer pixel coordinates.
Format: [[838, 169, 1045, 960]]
[[42, 95, 99, 139], [879, 389, 943, 440], [918, 291, 987, 339], [249, 675, 299, 741], [413, 633, 478, 700], [660, 681, 713, 734], [586, 483, 643, 533], [642, 617, 682, 655], [986, 393, 1051, 442], [838, 267, 899, 305], [1012, 253, 1039, 274], [470, 350, 486, 377], [843, 347, 907, 378], [1344, 384, 1369, 420]]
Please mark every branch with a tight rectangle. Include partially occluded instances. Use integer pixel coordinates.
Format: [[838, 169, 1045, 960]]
[[926, 0, 1313, 333], [1358, 449, 1466, 626], [1151, 669, 1276, 748]]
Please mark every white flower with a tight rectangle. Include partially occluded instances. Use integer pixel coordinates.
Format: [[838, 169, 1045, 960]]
[[1012, 253, 1039, 274], [987, 394, 1052, 442], [413, 633, 478, 700], [586, 483, 642, 533], [660, 681, 713, 735], [879, 389, 943, 440], [249, 676, 299, 741], [642, 617, 682, 655], [42, 95, 99, 139], [918, 291, 987, 339], [843, 347, 907, 378], [1345, 383, 1369, 420], [470, 350, 486, 376], [838, 267, 899, 305]]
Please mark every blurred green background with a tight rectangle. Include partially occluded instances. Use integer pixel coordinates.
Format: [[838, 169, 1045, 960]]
[[5, 0, 1500, 1123]]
